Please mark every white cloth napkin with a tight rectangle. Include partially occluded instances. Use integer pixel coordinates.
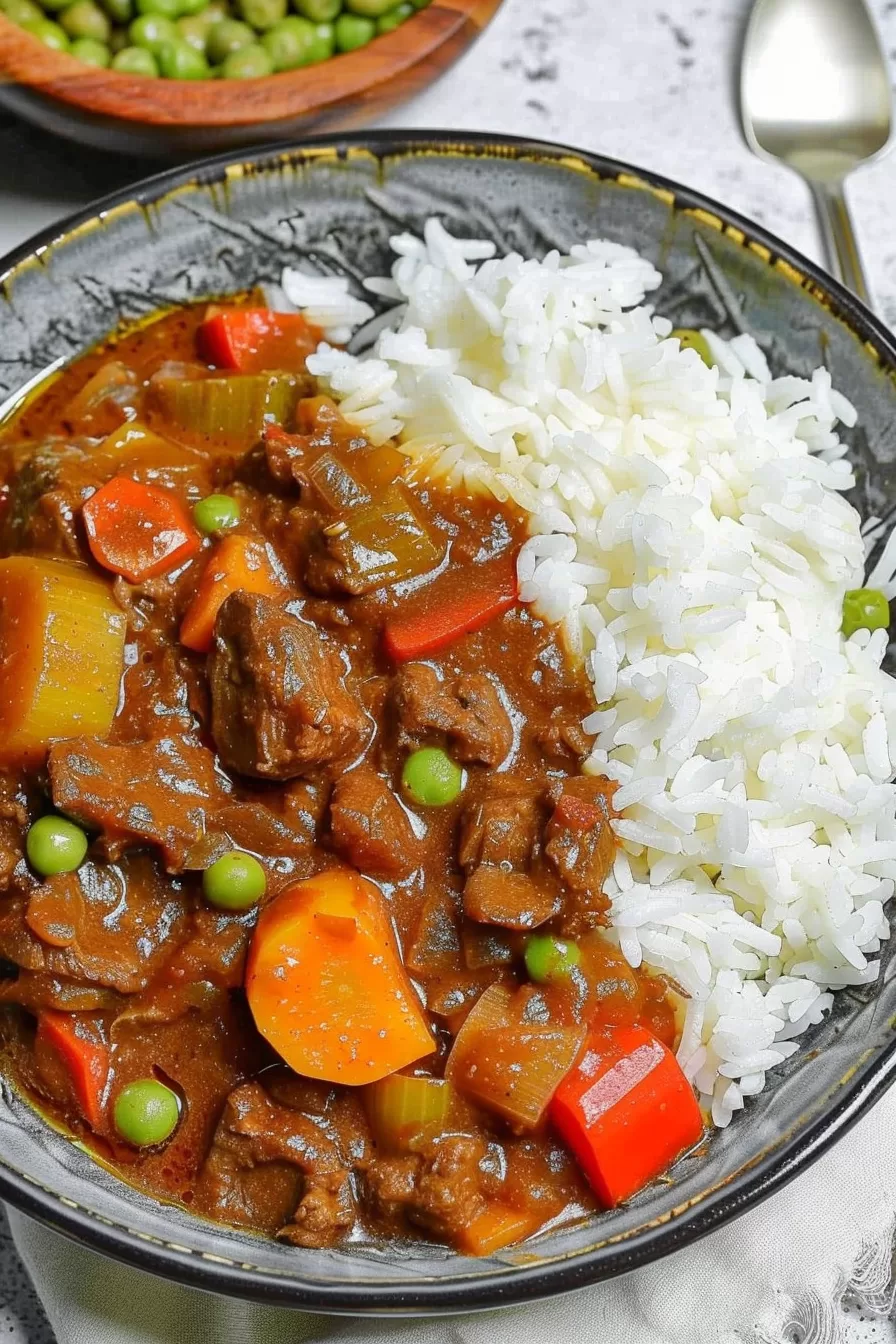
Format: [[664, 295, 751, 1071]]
[[8, 1083, 896, 1344]]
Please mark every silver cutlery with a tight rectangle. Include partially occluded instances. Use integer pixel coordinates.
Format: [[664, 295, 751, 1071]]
[[741, 0, 892, 302]]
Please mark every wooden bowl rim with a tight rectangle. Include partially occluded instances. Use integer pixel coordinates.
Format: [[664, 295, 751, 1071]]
[[0, 0, 497, 127]]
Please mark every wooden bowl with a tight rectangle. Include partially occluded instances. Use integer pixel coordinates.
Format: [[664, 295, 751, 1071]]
[[0, 0, 502, 156]]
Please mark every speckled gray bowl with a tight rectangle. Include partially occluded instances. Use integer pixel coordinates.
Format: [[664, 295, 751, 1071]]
[[1, 132, 896, 1314]]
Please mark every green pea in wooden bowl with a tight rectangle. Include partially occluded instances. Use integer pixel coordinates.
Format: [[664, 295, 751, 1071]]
[[0, 0, 501, 156]]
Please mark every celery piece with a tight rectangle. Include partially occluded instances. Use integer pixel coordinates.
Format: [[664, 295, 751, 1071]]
[[307, 452, 371, 512], [153, 372, 305, 441], [365, 1074, 453, 1151], [323, 483, 444, 595]]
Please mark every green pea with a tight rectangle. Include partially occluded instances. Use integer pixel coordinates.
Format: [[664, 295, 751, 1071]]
[[26, 816, 88, 877], [32, 0, 71, 13], [60, 0, 111, 39], [401, 747, 463, 807], [114, 1079, 181, 1147], [334, 10, 372, 47], [112, 41, 158, 68], [70, 34, 111, 60], [176, 12, 208, 46], [376, 2, 411, 31], [671, 327, 714, 368], [129, 11, 176, 47], [260, 14, 313, 66], [346, 0, 396, 15], [22, 16, 70, 47], [409, 0, 429, 8], [193, 493, 241, 533], [206, 15, 252, 59], [524, 934, 581, 985], [842, 587, 890, 639], [176, 0, 208, 14], [99, 0, 132, 22], [291, 0, 338, 19], [220, 39, 272, 73], [203, 851, 267, 911], [156, 35, 209, 73], [237, 0, 285, 29], [1, 0, 43, 26], [304, 16, 332, 57]]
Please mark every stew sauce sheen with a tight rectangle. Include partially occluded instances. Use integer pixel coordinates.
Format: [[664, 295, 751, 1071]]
[[0, 302, 676, 1254]]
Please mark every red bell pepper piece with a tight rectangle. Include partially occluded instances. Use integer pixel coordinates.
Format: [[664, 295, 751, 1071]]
[[550, 1024, 703, 1207], [198, 309, 322, 375], [36, 1010, 111, 1132], [383, 552, 518, 663], [83, 476, 201, 585]]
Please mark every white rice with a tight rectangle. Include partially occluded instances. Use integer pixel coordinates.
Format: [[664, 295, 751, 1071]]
[[284, 221, 896, 1126]]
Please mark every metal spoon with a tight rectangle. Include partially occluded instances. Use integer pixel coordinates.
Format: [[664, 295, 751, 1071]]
[[741, 0, 892, 303]]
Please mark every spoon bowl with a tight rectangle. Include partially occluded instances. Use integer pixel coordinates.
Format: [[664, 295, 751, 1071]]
[[741, 0, 892, 300]]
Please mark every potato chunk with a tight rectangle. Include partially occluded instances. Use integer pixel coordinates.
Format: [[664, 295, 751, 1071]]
[[0, 557, 126, 766]]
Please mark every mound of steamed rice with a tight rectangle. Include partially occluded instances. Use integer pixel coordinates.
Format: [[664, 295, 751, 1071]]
[[279, 222, 896, 1128]]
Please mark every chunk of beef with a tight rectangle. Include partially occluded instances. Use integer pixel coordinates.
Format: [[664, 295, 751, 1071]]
[[112, 629, 202, 742], [48, 735, 231, 871], [209, 593, 369, 781], [545, 777, 616, 934], [394, 664, 513, 767], [0, 773, 29, 891], [0, 971, 123, 1015], [197, 1082, 354, 1247], [535, 708, 594, 764], [0, 440, 99, 558], [458, 779, 559, 930], [463, 868, 559, 931], [329, 765, 419, 878], [406, 889, 462, 975], [363, 1135, 488, 1240], [0, 854, 188, 994], [185, 801, 316, 893], [162, 906, 253, 992]]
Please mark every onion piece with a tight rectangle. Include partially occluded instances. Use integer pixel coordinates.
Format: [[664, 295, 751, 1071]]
[[445, 983, 585, 1128]]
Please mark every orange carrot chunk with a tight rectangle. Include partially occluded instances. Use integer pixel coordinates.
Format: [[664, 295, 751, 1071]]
[[457, 1204, 544, 1257], [180, 534, 284, 653], [246, 868, 434, 1086], [383, 552, 518, 663], [83, 476, 200, 585], [198, 309, 322, 374], [36, 1009, 110, 1132], [550, 1024, 704, 1208]]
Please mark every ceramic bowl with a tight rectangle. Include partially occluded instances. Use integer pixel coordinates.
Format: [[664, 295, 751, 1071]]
[[1, 132, 895, 1313]]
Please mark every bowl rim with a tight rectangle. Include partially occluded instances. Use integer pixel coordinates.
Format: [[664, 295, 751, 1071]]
[[2, 128, 896, 1314], [0, 1, 501, 129]]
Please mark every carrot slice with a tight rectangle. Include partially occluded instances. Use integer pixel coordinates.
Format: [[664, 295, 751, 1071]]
[[383, 552, 518, 663], [457, 1204, 543, 1257], [83, 476, 200, 585], [198, 309, 322, 374], [550, 1024, 703, 1207], [180, 534, 284, 653], [246, 868, 435, 1086], [36, 1010, 110, 1132]]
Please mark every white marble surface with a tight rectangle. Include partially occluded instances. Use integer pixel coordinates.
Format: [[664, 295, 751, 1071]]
[[1, 0, 896, 1339]]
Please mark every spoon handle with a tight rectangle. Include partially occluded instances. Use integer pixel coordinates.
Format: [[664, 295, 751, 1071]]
[[807, 178, 871, 304]]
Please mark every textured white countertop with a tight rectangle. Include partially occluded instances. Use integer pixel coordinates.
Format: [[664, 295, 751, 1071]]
[[1, 0, 896, 1338]]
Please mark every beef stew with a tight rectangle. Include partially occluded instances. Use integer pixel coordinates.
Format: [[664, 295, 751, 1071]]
[[0, 301, 699, 1256]]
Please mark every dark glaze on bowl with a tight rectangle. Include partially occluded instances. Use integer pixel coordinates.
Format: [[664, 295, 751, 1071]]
[[0, 133, 895, 1312]]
